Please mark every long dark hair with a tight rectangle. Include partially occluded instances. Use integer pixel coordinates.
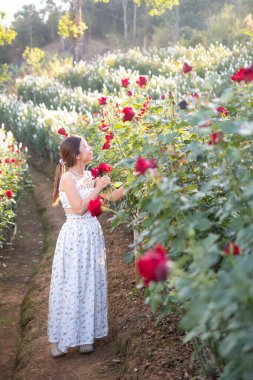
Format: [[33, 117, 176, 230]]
[[52, 135, 81, 206]]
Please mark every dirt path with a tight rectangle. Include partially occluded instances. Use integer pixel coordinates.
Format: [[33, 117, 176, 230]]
[[0, 187, 44, 379], [0, 157, 197, 380]]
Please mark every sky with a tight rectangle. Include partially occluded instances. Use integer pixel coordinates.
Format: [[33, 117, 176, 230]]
[[1, 0, 66, 25]]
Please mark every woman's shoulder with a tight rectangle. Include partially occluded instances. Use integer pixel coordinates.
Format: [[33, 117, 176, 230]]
[[60, 171, 76, 187]]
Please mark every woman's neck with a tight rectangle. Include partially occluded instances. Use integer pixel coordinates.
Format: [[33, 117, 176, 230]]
[[69, 164, 85, 176]]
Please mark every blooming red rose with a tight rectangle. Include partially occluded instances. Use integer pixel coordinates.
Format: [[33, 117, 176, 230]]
[[16, 149, 20, 154], [122, 106, 135, 122], [102, 141, 111, 150], [198, 120, 212, 128], [88, 196, 106, 217], [192, 92, 199, 99], [0, 170, 2, 174], [121, 78, 130, 88], [183, 62, 192, 74], [217, 106, 229, 116], [224, 242, 240, 255], [136, 76, 148, 87], [11, 158, 15, 163], [136, 244, 170, 286], [135, 157, 157, 175], [208, 131, 223, 145], [97, 162, 113, 173], [5, 158, 10, 163], [99, 121, 110, 132], [98, 97, 107, 105], [105, 132, 114, 142], [161, 95, 166, 100], [127, 90, 133, 96], [91, 167, 100, 178], [231, 65, 253, 82], [58, 128, 68, 137], [5, 190, 14, 198]]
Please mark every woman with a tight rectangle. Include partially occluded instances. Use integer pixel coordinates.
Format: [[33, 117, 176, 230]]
[[48, 135, 124, 358]]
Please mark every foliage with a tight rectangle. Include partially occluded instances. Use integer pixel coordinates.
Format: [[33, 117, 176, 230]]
[[0, 126, 29, 248], [22, 47, 45, 74], [58, 13, 88, 40], [0, 13, 17, 46]]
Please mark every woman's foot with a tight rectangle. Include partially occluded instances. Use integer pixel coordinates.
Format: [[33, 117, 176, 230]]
[[79, 344, 94, 354], [50, 343, 66, 358]]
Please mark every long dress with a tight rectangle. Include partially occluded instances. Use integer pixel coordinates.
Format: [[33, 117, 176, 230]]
[[47, 171, 108, 353]]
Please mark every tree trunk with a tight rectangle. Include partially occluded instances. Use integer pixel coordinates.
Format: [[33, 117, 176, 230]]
[[72, 0, 83, 63], [121, 0, 129, 42], [173, 5, 180, 44], [28, 24, 33, 48], [133, 2, 137, 42]]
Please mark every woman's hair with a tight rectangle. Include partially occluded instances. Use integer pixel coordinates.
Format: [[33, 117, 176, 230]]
[[52, 135, 82, 206]]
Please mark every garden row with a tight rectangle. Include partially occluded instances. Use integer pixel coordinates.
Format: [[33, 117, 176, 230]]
[[1, 45, 253, 379], [0, 126, 29, 247]]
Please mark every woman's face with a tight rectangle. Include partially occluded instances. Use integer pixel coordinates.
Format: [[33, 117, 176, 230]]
[[78, 138, 93, 164]]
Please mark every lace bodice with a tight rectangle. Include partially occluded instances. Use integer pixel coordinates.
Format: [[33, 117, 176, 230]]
[[59, 171, 95, 209]]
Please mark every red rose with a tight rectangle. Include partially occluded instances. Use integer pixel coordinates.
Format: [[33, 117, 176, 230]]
[[16, 149, 20, 154], [208, 131, 223, 145], [192, 92, 199, 98], [127, 90, 133, 96], [11, 158, 15, 163], [231, 66, 253, 82], [135, 157, 157, 175], [224, 242, 240, 255], [121, 78, 130, 88], [136, 244, 170, 286], [161, 95, 166, 100], [88, 196, 106, 217], [5, 158, 10, 163], [105, 132, 114, 141], [58, 128, 68, 137], [99, 121, 110, 132], [136, 76, 148, 87], [0, 170, 2, 174], [5, 190, 14, 198], [183, 62, 192, 74], [98, 97, 107, 106], [0, 159, 2, 163], [122, 106, 135, 122], [217, 106, 229, 116], [102, 141, 111, 150], [97, 162, 113, 173], [198, 120, 212, 128], [91, 167, 100, 178]]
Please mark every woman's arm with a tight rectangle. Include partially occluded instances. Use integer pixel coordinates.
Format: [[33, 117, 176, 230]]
[[100, 186, 125, 202], [62, 174, 110, 215]]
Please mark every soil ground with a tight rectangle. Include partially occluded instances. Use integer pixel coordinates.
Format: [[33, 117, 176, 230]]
[[0, 156, 199, 380]]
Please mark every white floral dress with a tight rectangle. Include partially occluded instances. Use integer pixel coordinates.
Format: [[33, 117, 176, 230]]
[[47, 171, 108, 353]]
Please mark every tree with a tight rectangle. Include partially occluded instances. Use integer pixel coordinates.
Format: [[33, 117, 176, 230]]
[[94, 0, 179, 16], [0, 12, 16, 46], [58, 8, 88, 62], [0, 12, 16, 88]]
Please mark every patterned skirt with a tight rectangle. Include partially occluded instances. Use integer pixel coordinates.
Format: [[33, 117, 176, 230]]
[[47, 213, 108, 353]]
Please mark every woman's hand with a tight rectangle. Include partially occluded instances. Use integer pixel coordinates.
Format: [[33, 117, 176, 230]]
[[95, 175, 111, 192]]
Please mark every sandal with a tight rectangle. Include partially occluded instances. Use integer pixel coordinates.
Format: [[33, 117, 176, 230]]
[[79, 344, 94, 354], [51, 343, 67, 358]]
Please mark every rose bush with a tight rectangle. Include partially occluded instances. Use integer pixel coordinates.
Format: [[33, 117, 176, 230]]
[[0, 126, 29, 247], [1, 44, 253, 379]]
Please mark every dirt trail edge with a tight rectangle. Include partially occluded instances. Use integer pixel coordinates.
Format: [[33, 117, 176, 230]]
[[11, 157, 197, 380]]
